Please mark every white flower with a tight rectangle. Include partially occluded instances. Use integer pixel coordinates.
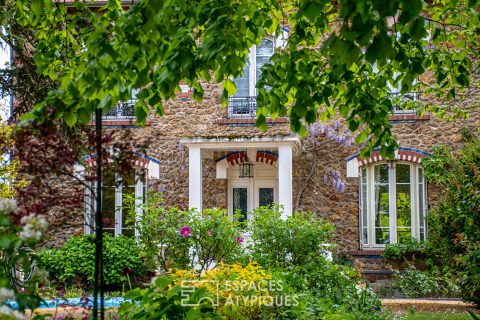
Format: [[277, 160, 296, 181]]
[[0, 199, 17, 214], [0, 305, 25, 319], [0, 288, 15, 304], [18, 215, 48, 241]]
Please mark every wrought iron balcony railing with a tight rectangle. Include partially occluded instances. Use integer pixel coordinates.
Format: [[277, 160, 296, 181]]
[[390, 92, 420, 114], [103, 100, 136, 119], [228, 96, 257, 118]]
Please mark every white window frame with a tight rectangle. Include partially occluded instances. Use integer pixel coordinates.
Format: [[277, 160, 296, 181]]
[[229, 38, 275, 117], [84, 167, 147, 236], [359, 161, 427, 249]]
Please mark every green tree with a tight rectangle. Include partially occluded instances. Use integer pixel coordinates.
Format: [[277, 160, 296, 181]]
[[0, 123, 26, 198], [7, 0, 479, 157], [423, 131, 480, 305]]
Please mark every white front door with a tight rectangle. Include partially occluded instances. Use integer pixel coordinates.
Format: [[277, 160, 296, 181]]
[[228, 163, 278, 223]]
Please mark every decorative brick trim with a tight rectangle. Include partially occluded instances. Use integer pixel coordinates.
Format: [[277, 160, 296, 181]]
[[350, 250, 384, 256], [216, 151, 278, 167], [390, 114, 430, 121], [217, 117, 289, 125], [256, 151, 278, 165], [354, 147, 430, 166], [82, 153, 158, 169], [221, 151, 248, 166]]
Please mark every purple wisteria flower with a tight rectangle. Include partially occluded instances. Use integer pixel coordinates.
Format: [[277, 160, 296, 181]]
[[207, 231, 213, 237], [180, 226, 191, 238]]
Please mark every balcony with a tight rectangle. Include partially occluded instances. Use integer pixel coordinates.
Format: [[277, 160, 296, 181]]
[[103, 99, 136, 119], [228, 96, 257, 118], [390, 92, 420, 114]]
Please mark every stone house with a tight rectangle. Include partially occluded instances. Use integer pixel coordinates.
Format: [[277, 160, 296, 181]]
[[20, 3, 480, 281], [74, 36, 479, 282]]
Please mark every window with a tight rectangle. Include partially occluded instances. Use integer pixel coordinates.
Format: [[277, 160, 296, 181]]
[[229, 38, 274, 117], [359, 162, 427, 248], [84, 165, 147, 236], [103, 89, 138, 119]]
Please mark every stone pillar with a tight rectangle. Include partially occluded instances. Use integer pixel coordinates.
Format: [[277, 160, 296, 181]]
[[278, 145, 293, 219], [188, 147, 202, 211]]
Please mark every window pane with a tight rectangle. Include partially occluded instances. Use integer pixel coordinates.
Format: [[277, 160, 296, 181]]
[[121, 167, 136, 187], [102, 185, 116, 229], [259, 188, 274, 207], [374, 184, 390, 244], [418, 168, 426, 241], [396, 163, 410, 183], [256, 38, 274, 57], [361, 168, 368, 244], [256, 39, 273, 94], [396, 164, 411, 244], [396, 184, 411, 244], [122, 186, 136, 233], [374, 164, 389, 184], [233, 188, 248, 223], [233, 62, 250, 97], [374, 164, 390, 244]]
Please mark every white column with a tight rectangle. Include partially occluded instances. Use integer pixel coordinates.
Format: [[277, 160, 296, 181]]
[[278, 145, 293, 219], [188, 147, 202, 211]]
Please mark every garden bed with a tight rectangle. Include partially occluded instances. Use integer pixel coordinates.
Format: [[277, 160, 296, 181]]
[[381, 298, 477, 313]]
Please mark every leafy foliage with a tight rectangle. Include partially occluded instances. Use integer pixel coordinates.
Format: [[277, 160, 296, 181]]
[[36, 234, 146, 288], [383, 238, 426, 261], [384, 267, 461, 298], [248, 205, 334, 268], [125, 193, 244, 273], [0, 124, 27, 199], [423, 134, 480, 305], [0, 199, 48, 319], [10, 0, 479, 157], [118, 277, 218, 320]]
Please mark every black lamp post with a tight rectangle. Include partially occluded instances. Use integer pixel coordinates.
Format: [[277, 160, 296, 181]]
[[93, 107, 105, 320]]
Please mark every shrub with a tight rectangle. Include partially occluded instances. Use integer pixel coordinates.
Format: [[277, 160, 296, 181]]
[[384, 267, 461, 298], [125, 193, 244, 273], [248, 206, 334, 268], [36, 234, 145, 288], [118, 277, 217, 319], [169, 262, 278, 319], [423, 134, 480, 305], [383, 238, 426, 261]]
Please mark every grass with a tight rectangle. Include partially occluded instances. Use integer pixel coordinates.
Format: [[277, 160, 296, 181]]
[[387, 311, 479, 320]]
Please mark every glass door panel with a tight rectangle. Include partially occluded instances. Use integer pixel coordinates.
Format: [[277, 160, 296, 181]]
[[233, 187, 248, 223], [258, 187, 274, 207]]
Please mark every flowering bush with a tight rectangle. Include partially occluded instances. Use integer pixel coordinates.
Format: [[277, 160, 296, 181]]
[[125, 193, 244, 273], [169, 262, 285, 319], [0, 198, 48, 319]]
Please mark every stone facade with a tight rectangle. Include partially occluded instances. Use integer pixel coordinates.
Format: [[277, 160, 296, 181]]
[[43, 76, 480, 277]]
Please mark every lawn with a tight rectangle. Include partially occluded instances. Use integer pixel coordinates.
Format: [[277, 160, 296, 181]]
[[389, 311, 479, 320]]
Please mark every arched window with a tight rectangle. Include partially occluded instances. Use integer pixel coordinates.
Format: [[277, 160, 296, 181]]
[[359, 161, 427, 248]]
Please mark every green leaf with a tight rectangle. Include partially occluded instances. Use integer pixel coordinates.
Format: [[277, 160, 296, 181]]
[[224, 78, 237, 96], [65, 111, 77, 127], [77, 108, 91, 123], [355, 130, 369, 144], [31, 0, 42, 17]]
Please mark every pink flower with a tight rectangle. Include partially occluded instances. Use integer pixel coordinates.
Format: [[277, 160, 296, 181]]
[[180, 226, 191, 238], [207, 231, 213, 237], [236, 237, 243, 244]]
